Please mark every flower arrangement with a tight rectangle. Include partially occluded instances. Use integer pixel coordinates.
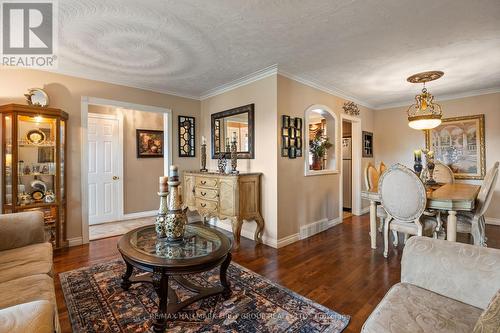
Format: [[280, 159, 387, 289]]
[[309, 129, 333, 170]]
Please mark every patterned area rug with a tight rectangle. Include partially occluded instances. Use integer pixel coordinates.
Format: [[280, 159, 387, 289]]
[[60, 260, 349, 332]]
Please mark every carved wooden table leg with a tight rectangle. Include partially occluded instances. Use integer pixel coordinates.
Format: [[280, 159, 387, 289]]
[[120, 260, 134, 290], [152, 270, 169, 333], [231, 218, 243, 249], [220, 253, 232, 298], [253, 215, 265, 244], [447, 210, 457, 242]]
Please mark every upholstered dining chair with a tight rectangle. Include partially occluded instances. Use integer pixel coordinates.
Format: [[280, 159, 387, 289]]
[[364, 163, 388, 233], [421, 160, 455, 184], [379, 164, 438, 258], [455, 162, 499, 246]]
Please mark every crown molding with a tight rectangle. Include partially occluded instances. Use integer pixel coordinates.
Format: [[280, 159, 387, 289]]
[[199, 64, 278, 100], [35, 67, 201, 100], [374, 86, 500, 110], [277, 69, 376, 109]]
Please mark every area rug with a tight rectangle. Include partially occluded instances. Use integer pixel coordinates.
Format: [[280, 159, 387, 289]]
[[60, 259, 349, 332]]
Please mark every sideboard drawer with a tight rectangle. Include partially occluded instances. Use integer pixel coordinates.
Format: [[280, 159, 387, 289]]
[[196, 177, 218, 188], [196, 198, 218, 212], [195, 187, 218, 201]]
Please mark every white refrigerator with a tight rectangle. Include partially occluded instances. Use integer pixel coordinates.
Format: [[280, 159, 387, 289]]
[[342, 138, 352, 210]]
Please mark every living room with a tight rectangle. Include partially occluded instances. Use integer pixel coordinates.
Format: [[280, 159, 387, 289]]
[[0, 1, 499, 332]]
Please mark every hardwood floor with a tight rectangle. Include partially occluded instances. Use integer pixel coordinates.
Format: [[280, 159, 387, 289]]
[[53, 214, 500, 333]]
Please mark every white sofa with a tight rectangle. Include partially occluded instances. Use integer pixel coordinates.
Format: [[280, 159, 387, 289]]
[[0, 211, 59, 333], [362, 236, 500, 332]]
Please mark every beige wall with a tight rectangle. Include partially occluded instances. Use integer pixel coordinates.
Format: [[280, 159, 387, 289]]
[[374, 92, 500, 220], [88, 105, 165, 214], [0, 68, 200, 240], [277, 75, 375, 239], [200, 75, 278, 242]]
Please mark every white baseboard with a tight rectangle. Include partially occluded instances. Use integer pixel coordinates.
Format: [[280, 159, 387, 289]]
[[299, 217, 342, 240], [67, 237, 83, 247], [276, 233, 299, 248], [207, 217, 278, 248], [486, 217, 500, 226], [358, 207, 370, 215]]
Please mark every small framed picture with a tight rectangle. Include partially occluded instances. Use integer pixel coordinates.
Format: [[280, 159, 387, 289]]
[[136, 129, 164, 158]]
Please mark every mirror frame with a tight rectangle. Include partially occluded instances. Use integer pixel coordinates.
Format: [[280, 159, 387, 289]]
[[211, 103, 255, 159]]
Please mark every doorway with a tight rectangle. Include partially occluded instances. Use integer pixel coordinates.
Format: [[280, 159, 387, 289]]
[[342, 120, 353, 219], [339, 114, 362, 219], [81, 97, 172, 244]]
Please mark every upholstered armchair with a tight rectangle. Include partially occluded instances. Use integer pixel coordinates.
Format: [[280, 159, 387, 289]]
[[379, 164, 437, 258]]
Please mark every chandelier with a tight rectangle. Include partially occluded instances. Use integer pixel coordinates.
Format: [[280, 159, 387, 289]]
[[406, 71, 444, 130]]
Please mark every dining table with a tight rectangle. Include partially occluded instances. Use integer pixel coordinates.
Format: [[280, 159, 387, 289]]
[[361, 183, 481, 249]]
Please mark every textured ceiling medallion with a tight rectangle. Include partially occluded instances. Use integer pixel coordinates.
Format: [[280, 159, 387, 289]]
[[407, 71, 444, 130]]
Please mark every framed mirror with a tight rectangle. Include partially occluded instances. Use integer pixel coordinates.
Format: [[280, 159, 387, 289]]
[[211, 104, 254, 159]]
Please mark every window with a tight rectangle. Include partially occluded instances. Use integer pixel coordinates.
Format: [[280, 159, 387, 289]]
[[305, 105, 338, 175]]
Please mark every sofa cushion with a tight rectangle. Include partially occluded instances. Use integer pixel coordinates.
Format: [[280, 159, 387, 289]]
[[0, 242, 53, 284], [0, 300, 54, 333], [472, 289, 500, 333], [362, 282, 482, 333], [0, 274, 56, 310]]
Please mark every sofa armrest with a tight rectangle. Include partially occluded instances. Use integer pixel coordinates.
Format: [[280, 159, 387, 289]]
[[0, 211, 46, 251], [0, 300, 54, 333], [401, 236, 500, 309]]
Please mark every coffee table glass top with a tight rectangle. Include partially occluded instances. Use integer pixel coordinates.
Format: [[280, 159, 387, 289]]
[[129, 225, 222, 260]]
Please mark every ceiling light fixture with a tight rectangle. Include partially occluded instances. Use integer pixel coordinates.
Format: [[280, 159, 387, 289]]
[[406, 71, 444, 130]]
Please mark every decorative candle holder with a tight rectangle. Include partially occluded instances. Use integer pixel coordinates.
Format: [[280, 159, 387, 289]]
[[200, 143, 208, 172], [155, 166, 187, 242], [230, 139, 238, 174], [217, 153, 227, 174]]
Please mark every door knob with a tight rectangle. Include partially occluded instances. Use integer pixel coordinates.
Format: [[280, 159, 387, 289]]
[[113, 176, 119, 180]]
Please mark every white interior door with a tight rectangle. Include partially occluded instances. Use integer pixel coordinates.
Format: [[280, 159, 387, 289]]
[[88, 115, 122, 225]]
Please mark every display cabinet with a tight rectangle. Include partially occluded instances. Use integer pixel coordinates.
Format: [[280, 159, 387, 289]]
[[1, 104, 68, 248]]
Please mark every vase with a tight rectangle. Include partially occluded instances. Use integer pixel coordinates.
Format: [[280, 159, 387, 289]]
[[312, 156, 323, 170]]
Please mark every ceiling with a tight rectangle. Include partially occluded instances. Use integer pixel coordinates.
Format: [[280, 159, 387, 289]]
[[55, 0, 500, 108]]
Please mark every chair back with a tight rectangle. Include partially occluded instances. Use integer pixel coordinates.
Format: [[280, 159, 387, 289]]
[[364, 163, 379, 190], [379, 163, 427, 222], [433, 161, 455, 184], [475, 162, 499, 218], [379, 162, 387, 175]]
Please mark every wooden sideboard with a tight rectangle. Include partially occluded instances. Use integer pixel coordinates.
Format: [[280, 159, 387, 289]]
[[183, 171, 264, 248]]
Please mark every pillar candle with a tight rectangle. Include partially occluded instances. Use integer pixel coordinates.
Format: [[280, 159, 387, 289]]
[[202, 135, 206, 145], [169, 165, 179, 181], [159, 176, 168, 193]]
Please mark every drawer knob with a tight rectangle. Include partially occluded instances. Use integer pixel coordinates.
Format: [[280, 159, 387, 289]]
[[201, 191, 206, 196], [201, 203, 207, 207], [201, 180, 207, 185]]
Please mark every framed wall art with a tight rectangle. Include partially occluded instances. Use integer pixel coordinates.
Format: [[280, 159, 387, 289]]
[[425, 114, 485, 179], [362, 131, 373, 158], [136, 129, 164, 158], [178, 116, 195, 157], [281, 115, 302, 158]]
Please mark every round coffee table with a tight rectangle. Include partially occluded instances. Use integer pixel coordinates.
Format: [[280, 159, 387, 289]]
[[117, 224, 232, 333]]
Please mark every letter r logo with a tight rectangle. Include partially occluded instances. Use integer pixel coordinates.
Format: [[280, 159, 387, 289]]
[[2, 2, 53, 54]]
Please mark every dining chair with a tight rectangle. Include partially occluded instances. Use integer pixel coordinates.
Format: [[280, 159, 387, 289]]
[[364, 163, 388, 233], [420, 160, 455, 184], [455, 161, 499, 246], [379, 164, 438, 258], [379, 162, 387, 175]]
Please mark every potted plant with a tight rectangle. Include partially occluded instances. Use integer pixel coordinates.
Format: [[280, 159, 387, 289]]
[[309, 129, 333, 170]]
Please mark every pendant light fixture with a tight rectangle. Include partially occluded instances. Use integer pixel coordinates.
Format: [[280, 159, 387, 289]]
[[406, 71, 444, 130]]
